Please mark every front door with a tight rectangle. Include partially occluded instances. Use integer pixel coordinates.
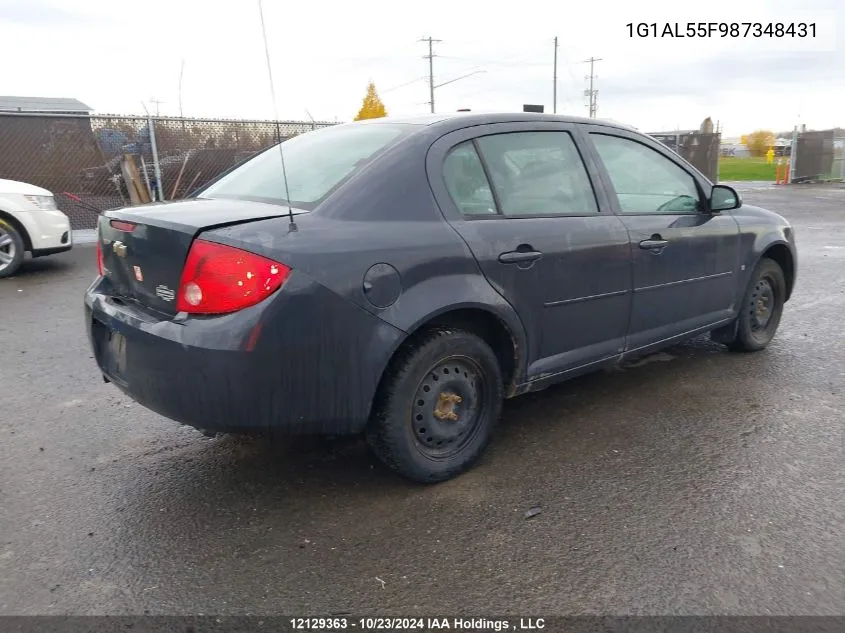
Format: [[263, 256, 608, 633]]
[[584, 129, 742, 351], [430, 123, 632, 378]]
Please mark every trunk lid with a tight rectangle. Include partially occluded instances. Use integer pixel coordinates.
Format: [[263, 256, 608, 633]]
[[98, 198, 298, 315]]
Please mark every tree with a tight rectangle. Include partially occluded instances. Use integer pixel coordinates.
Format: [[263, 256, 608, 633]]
[[746, 130, 776, 157], [354, 82, 387, 121]]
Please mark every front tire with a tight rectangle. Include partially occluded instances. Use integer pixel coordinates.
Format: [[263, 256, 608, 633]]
[[725, 257, 786, 352], [0, 219, 25, 279], [366, 328, 504, 483]]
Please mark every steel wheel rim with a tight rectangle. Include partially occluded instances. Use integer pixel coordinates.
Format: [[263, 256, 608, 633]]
[[749, 277, 776, 332], [411, 356, 486, 459], [0, 227, 16, 271]]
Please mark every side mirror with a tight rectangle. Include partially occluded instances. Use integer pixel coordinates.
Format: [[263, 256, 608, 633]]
[[710, 184, 741, 212]]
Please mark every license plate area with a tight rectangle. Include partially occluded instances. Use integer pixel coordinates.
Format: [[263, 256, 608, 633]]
[[92, 319, 128, 385]]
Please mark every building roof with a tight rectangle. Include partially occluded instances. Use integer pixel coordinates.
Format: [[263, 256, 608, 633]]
[[0, 96, 92, 113]]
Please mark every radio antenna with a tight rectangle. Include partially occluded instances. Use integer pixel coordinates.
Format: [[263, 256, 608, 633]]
[[257, 0, 296, 231]]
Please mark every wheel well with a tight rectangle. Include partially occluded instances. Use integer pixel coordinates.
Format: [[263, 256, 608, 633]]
[[763, 244, 794, 300], [0, 210, 33, 251], [398, 308, 519, 393]]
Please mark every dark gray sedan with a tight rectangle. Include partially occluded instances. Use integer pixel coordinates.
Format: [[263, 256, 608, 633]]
[[85, 113, 797, 482]]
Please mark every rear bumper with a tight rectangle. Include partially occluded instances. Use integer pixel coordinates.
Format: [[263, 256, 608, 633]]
[[84, 271, 404, 435]]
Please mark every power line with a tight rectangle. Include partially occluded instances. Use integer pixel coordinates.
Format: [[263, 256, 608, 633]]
[[420, 36, 441, 113], [435, 70, 486, 89], [437, 53, 546, 69], [333, 47, 420, 73], [553, 37, 558, 114], [382, 76, 427, 94], [582, 57, 602, 118], [564, 61, 580, 87]]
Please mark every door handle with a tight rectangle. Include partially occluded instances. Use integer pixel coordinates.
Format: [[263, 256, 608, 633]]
[[639, 237, 669, 251], [498, 250, 543, 264]]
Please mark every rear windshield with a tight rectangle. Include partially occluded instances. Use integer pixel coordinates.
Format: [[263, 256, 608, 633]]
[[198, 123, 411, 210]]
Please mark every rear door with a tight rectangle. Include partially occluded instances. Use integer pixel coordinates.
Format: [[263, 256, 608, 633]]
[[583, 127, 741, 351], [428, 122, 632, 378]]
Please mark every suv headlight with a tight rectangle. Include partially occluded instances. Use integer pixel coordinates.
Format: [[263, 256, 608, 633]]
[[24, 195, 58, 211]]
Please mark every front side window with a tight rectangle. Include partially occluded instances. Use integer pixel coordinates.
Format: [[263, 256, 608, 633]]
[[200, 123, 411, 210], [475, 131, 598, 216], [591, 133, 701, 214]]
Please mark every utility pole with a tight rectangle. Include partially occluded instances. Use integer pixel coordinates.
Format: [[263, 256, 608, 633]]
[[149, 97, 164, 117], [582, 57, 602, 117], [553, 36, 558, 114], [420, 36, 441, 113]]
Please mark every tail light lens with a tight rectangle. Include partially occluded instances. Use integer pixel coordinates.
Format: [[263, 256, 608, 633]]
[[109, 220, 137, 232], [96, 240, 104, 276], [176, 239, 291, 314]]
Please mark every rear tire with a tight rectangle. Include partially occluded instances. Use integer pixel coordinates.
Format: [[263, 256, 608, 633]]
[[0, 218, 25, 279], [366, 328, 504, 483], [725, 257, 786, 352]]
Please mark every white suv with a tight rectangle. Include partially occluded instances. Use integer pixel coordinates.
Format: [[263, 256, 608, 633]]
[[0, 179, 72, 278]]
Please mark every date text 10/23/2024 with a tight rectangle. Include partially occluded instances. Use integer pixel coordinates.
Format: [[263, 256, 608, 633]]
[[626, 22, 816, 38]]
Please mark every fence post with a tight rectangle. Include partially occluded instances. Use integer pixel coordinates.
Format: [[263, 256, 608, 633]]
[[714, 132, 721, 183], [840, 136, 845, 181], [147, 114, 165, 201], [789, 125, 798, 183]]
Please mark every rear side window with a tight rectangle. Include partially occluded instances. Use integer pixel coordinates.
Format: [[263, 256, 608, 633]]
[[199, 123, 410, 210], [443, 142, 498, 215], [591, 133, 701, 214], [476, 132, 598, 216]]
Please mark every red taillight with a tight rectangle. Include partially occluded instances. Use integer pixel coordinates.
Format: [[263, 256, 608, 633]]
[[176, 239, 291, 314], [96, 240, 104, 276]]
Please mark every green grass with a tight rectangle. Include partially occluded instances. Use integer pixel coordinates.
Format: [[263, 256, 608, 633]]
[[719, 156, 781, 181]]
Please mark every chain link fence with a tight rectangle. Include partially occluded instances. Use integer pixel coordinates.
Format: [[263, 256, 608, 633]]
[[791, 128, 845, 183], [0, 112, 336, 229], [648, 131, 722, 182]]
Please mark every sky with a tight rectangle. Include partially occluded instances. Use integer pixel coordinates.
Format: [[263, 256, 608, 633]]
[[0, 0, 842, 136]]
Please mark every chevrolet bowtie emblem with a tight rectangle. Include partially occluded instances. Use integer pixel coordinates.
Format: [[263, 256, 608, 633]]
[[112, 241, 127, 258]]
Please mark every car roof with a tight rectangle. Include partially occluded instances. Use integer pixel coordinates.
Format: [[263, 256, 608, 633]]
[[350, 112, 638, 133]]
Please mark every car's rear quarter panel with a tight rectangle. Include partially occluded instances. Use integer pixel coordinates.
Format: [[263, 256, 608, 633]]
[[86, 270, 404, 434]]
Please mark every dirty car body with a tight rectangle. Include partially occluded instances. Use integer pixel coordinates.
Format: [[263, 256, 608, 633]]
[[85, 113, 797, 482]]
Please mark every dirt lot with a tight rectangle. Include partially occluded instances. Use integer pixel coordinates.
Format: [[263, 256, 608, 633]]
[[1, 183, 843, 615]]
